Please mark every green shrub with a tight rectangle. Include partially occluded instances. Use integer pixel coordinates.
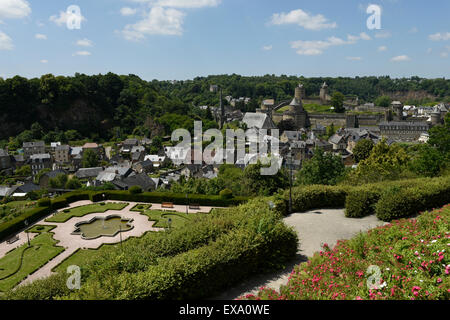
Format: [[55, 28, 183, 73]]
[[275, 185, 348, 216], [375, 178, 450, 221], [63, 209, 70, 213], [129, 186, 143, 195], [219, 188, 233, 199], [37, 198, 51, 207], [345, 187, 381, 218]]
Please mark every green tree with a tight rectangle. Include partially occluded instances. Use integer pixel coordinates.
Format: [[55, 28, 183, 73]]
[[65, 177, 82, 190], [348, 139, 410, 184], [243, 162, 288, 196], [331, 92, 345, 113], [82, 149, 99, 168], [15, 165, 31, 176], [409, 145, 445, 177], [375, 95, 392, 108], [428, 113, 450, 154], [49, 174, 68, 189], [352, 139, 375, 163], [295, 148, 345, 186]]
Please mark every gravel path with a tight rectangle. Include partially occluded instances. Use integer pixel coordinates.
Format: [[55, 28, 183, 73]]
[[213, 208, 387, 300]]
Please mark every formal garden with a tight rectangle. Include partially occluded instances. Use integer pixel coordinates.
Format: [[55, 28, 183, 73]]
[[0, 174, 448, 299]]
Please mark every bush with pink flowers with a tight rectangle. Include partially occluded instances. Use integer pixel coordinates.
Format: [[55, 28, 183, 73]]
[[244, 204, 450, 300]]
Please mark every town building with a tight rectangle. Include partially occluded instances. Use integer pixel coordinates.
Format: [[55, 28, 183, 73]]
[[30, 153, 52, 175], [23, 141, 45, 159]]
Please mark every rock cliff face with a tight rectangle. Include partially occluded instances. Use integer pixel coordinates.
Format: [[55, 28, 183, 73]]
[[383, 90, 436, 102]]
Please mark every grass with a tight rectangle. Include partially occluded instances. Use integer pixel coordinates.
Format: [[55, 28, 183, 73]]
[[0, 231, 64, 292], [143, 210, 192, 229], [0, 201, 37, 224], [245, 204, 450, 301], [53, 207, 198, 273], [26, 225, 56, 234], [276, 103, 335, 114], [45, 202, 129, 223]]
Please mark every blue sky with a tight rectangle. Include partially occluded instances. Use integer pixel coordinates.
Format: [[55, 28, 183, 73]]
[[0, 0, 449, 80]]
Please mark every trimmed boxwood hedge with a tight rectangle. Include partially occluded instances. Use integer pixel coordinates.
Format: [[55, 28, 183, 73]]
[[0, 206, 52, 242], [375, 177, 450, 221], [89, 190, 248, 207], [345, 187, 381, 218], [274, 185, 349, 216]]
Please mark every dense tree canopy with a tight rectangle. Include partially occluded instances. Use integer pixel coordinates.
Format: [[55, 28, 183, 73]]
[[1, 73, 448, 143]]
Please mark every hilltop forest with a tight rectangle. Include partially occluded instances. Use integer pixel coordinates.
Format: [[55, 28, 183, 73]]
[[0, 73, 449, 147]]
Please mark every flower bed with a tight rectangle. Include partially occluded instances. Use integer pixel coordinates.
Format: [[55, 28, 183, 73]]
[[245, 204, 450, 300]]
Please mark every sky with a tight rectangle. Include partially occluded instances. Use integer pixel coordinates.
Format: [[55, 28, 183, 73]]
[[0, 0, 449, 80]]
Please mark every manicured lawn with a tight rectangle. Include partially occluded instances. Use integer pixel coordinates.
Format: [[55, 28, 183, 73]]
[[26, 225, 56, 234], [0, 232, 64, 292], [45, 202, 129, 223], [246, 204, 450, 301], [53, 207, 197, 273], [143, 210, 192, 229]]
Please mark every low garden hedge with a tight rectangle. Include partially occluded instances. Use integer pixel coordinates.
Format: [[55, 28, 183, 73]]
[[375, 177, 450, 221], [274, 185, 349, 216], [344, 187, 382, 218]]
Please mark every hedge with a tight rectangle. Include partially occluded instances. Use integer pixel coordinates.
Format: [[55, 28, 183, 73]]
[[375, 177, 450, 221], [344, 187, 382, 218], [89, 190, 249, 207], [0, 206, 52, 242], [274, 185, 349, 216]]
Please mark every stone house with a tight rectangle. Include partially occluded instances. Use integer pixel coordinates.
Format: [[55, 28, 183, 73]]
[[54, 145, 71, 164], [23, 141, 45, 159], [30, 153, 52, 176], [0, 149, 12, 170]]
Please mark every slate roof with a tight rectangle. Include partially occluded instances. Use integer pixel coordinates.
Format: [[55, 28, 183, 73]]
[[55, 145, 70, 151], [0, 149, 8, 157], [113, 173, 156, 191], [30, 153, 51, 161], [75, 167, 103, 179], [242, 113, 277, 130], [44, 169, 67, 179], [23, 141, 45, 148], [15, 182, 40, 194]]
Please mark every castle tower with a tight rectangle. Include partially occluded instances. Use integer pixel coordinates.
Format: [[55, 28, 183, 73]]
[[320, 82, 329, 104], [283, 84, 309, 128], [391, 101, 404, 121], [431, 109, 441, 126]]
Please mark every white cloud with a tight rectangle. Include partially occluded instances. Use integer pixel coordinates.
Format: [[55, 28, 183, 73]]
[[378, 45, 387, 52], [409, 27, 418, 33], [290, 33, 371, 56], [346, 56, 362, 61], [429, 32, 450, 41], [375, 31, 391, 38], [262, 45, 272, 51], [76, 38, 93, 47], [0, 30, 13, 50], [270, 9, 337, 31], [441, 52, 449, 58], [0, 0, 31, 20], [35, 33, 47, 40], [120, 6, 185, 40], [154, 0, 221, 8], [427, 48, 432, 54], [390, 55, 410, 62], [50, 10, 86, 27], [120, 7, 137, 16], [73, 51, 91, 56], [40, 59, 48, 63]]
